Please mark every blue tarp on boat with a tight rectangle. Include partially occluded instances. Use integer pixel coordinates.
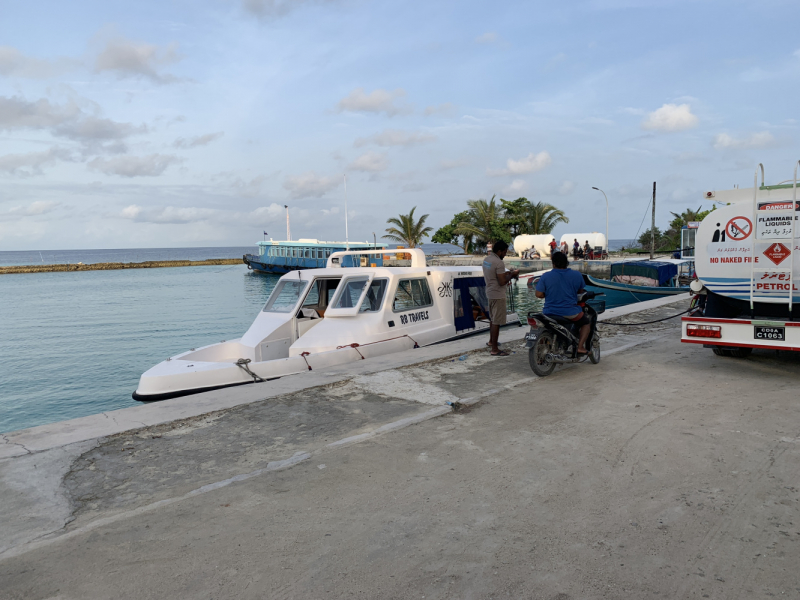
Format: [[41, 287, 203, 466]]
[[610, 261, 678, 286]]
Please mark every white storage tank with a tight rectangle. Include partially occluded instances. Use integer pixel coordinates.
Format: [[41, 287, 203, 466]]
[[513, 234, 555, 257], [559, 232, 607, 252]]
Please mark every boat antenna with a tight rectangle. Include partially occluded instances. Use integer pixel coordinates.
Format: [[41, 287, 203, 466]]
[[344, 174, 349, 250], [284, 205, 290, 241]]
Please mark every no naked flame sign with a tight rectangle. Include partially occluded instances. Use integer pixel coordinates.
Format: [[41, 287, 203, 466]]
[[763, 242, 791, 266]]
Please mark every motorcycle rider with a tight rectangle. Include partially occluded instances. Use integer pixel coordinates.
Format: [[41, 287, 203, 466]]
[[534, 251, 591, 355]]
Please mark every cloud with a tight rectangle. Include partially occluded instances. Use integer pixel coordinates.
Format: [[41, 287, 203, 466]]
[[119, 204, 218, 224], [348, 151, 389, 172], [713, 131, 775, 150], [0, 200, 60, 219], [439, 158, 469, 170], [501, 179, 526, 195], [173, 131, 224, 148], [0, 95, 147, 151], [94, 34, 182, 84], [283, 171, 340, 199], [488, 151, 552, 176], [248, 203, 285, 221], [641, 103, 698, 132], [557, 180, 575, 195], [354, 129, 436, 148], [475, 32, 497, 44], [242, 0, 335, 18], [0, 147, 71, 176], [88, 154, 182, 177], [0, 46, 74, 78], [424, 103, 455, 117], [233, 174, 267, 198], [336, 88, 411, 117]]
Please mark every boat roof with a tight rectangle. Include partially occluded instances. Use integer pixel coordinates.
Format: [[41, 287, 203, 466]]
[[257, 239, 388, 247], [284, 265, 483, 279]]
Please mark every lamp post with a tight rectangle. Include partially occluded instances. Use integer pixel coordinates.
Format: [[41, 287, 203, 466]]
[[591, 187, 609, 257], [372, 232, 376, 248]]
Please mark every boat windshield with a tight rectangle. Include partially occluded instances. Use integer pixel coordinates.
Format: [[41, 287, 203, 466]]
[[262, 280, 309, 313]]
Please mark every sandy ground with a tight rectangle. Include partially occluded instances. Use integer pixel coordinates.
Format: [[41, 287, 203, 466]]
[[1, 301, 799, 599]]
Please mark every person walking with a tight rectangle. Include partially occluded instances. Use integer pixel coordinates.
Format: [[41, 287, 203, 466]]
[[482, 240, 519, 356]]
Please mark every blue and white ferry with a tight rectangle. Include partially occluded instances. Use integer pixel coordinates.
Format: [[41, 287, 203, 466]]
[[243, 239, 389, 274]]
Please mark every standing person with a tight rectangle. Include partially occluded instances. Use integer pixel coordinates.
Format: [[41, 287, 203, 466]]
[[560, 240, 569, 255], [573, 238, 580, 257], [482, 240, 519, 356], [548, 238, 558, 256], [584, 240, 591, 258], [535, 251, 591, 354]]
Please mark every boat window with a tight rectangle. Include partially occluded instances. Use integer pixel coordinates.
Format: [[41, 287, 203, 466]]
[[393, 278, 433, 312], [359, 279, 388, 312], [331, 276, 371, 309], [262, 280, 309, 312], [303, 280, 321, 307]]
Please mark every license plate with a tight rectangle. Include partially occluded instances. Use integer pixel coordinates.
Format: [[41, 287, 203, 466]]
[[525, 331, 538, 347], [754, 326, 785, 341]]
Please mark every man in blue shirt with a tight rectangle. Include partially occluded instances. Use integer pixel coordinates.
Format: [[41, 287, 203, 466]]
[[535, 251, 591, 354]]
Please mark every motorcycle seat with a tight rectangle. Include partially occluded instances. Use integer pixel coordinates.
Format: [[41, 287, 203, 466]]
[[537, 313, 577, 327]]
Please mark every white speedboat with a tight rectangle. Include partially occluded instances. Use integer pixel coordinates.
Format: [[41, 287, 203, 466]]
[[133, 249, 519, 401]]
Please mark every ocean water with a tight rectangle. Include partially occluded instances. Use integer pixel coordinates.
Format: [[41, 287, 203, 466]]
[[0, 247, 254, 267], [1, 261, 543, 433]]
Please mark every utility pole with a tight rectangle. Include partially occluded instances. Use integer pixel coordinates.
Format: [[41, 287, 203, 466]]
[[650, 182, 656, 260], [284, 205, 290, 241]]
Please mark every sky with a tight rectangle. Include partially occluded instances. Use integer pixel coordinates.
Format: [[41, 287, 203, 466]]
[[1, 0, 800, 251]]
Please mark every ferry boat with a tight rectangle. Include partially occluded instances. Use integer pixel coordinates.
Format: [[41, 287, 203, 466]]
[[243, 239, 388, 274], [133, 249, 520, 401]]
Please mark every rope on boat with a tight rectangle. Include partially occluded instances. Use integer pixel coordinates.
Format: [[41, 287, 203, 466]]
[[300, 352, 313, 370], [235, 358, 266, 382]]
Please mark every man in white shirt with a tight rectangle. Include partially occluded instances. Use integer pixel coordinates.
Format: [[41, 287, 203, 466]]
[[481, 240, 519, 356]]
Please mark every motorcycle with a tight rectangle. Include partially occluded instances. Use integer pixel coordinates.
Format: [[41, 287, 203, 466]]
[[525, 291, 605, 377]]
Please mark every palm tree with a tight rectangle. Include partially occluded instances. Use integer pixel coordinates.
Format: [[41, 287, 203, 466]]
[[525, 201, 569, 234], [455, 196, 507, 244], [383, 206, 434, 248]]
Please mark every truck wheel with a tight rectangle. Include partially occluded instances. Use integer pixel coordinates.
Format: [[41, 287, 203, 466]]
[[728, 347, 752, 358], [712, 347, 731, 356], [529, 331, 557, 377]]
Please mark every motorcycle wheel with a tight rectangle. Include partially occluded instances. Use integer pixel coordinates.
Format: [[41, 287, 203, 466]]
[[589, 335, 600, 364], [529, 330, 557, 377]]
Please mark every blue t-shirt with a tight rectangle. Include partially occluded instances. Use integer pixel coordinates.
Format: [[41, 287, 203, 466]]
[[535, 268, 585, 317]]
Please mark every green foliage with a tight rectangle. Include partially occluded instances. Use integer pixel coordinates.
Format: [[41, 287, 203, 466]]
[[430, 196, 569, 253], [525, 201, 569, 234], [633, 205, 716, 251], [432, 211, 473, 253], [383, 206, 434, 248]]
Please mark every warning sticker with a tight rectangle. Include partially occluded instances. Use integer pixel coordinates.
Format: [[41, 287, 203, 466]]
[[763, 242, 791, 266], [725, 216, 752, 241], [757, 200, 800, 211], [757, 212, 794, 239]]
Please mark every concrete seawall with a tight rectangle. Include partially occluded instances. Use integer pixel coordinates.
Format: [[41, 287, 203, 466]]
[[0, 258, 243, 275], [3, 293, 799, 599]]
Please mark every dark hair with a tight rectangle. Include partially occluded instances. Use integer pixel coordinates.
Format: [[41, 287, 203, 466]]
[[552, 251, 569, 269], [493, 240, 509, 254]]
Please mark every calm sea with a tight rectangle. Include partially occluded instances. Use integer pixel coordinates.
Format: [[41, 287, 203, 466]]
[[1, 247, 544, 433]]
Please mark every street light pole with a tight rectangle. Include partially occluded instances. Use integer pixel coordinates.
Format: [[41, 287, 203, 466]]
[[591, 187, 609, 257]]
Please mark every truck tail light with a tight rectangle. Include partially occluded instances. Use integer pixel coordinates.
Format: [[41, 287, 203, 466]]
[[686, 324, 721, 338]]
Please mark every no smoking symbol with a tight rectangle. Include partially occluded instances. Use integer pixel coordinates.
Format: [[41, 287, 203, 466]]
[[726, 216, 752, 241]]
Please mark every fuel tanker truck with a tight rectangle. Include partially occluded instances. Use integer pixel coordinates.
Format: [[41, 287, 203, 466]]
[[682, 162, 800, 356]]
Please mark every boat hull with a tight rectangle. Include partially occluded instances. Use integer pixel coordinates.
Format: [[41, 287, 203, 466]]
[[584, 274, 688, 309]]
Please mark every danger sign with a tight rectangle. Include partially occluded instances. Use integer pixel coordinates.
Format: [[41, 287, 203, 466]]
[[726, 216, 752, 241], [763, 242, 791, 266]]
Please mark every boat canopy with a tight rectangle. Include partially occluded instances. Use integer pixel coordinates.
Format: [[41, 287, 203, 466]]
[[610, 260, 678, 286]]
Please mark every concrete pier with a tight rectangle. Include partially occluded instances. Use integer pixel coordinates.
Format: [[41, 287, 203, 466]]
[[2, 295, 799, 599]]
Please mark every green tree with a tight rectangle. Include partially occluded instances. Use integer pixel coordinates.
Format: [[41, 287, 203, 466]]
[[500, 197, 531, 237], [432, 211, 474, 253], [455, 196, 511, 246], [383, 206, 434, 248], [525, 201, 570, 234]]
